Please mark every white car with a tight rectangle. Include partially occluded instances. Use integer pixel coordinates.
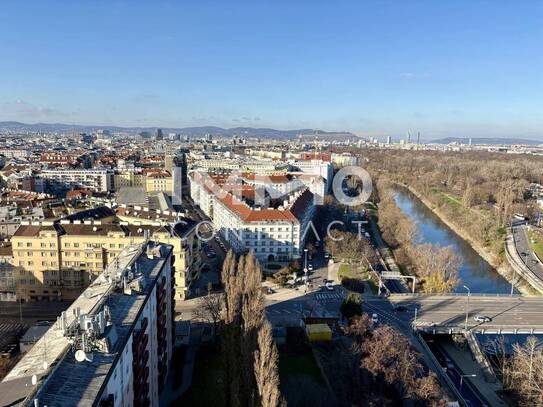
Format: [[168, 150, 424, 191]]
[[473, 315, 492, 323], [372, 313, 379, 324], [308, 264, 313, 271], [325, 282, 334, 291]]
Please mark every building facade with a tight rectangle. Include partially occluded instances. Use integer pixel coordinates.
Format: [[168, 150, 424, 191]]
[[11, 206, 201, 301], [0, 242, 175, 407]]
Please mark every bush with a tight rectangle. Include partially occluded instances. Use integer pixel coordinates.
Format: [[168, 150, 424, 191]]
[[340, 292, 363, 320]]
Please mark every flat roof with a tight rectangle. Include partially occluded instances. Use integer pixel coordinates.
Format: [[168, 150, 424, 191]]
[[0, 242, 172, 407]]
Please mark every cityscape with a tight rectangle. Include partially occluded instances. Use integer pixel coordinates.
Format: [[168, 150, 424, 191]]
[[0, 2, 542, 407]]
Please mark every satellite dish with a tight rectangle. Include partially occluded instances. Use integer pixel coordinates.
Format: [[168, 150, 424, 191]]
[[75, 350, 87, 362], [31, 375, 37, 386]]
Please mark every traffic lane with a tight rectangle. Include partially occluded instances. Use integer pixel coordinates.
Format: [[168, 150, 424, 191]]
[[392, 297, 543, 328], [0, 301, 71, 324], [426, 340, 485, 407], [519, 226, 543, 276]]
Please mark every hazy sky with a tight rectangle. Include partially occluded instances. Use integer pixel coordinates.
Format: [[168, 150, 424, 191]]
[[1, 1, 542, 139]]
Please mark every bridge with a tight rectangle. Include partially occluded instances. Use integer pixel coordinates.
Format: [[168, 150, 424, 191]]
[[370, 294, 543, 335]]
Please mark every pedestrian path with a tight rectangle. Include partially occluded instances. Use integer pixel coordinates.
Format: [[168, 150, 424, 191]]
[[315, 292, 345, 301]]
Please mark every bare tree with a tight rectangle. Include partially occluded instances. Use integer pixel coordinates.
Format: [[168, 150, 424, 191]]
[[254, 321, 283, 407], [411, 244, 462, 293], [503, 336, 543, 406], [192, 292, 224, 339]]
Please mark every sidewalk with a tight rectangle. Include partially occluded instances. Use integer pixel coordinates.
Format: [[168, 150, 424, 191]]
[[441, 340, 506, 407], [160, 325, 202, 406]]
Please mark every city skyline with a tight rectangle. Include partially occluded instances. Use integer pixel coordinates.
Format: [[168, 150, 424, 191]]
[[1, 1, 542, 139]]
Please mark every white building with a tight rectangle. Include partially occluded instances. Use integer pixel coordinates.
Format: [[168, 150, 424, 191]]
[[41, 168, 114, 192], [288, 159, 333, 193], [213, 188, 315, 263], [0, 242, 174, 407], [0, 149, 30, 159]]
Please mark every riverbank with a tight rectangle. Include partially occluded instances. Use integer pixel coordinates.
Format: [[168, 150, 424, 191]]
[[393, 182, 536, 296]]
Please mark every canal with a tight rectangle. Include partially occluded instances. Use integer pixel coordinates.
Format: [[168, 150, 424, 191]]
[[393, 188, 512, 294]]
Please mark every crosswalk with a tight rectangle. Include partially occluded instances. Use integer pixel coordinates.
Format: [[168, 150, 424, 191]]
[[0, 322, 26, 352], [314, 292, 345, 301]]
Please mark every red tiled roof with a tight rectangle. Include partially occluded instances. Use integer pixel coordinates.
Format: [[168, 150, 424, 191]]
[[217, 189, 313, 223]]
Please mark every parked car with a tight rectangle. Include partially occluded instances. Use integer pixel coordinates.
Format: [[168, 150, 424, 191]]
[[474, 315, 492, 323]]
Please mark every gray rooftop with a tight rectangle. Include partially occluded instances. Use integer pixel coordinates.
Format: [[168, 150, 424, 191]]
[[0, 242, 172, 407]]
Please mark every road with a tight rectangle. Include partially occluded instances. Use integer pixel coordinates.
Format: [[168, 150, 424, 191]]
[[381, 294, 543, 333], [0, 301, 71, 324], [512, 222, 543, 281]]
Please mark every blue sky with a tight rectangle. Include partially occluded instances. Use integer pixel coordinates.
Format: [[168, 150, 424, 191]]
[[0, 1, 542, 139]]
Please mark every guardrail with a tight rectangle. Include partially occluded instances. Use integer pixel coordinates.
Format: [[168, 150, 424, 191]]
[[465, 331, 498, 383], [414, 332, 468, 407], [389, 292, 522, 298]]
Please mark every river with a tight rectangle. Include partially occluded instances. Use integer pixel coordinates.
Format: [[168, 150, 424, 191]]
[[393, 188, 512, 294]]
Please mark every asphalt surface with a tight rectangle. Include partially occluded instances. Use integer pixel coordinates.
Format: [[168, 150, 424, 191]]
[[380, 294, 543, 333], [0, 301, 71, 324], [512, 223, 543, 281]]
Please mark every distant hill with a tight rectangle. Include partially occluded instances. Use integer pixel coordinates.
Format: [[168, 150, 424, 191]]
[[0, 121, 357, 140], [431, 137, 543, 146]]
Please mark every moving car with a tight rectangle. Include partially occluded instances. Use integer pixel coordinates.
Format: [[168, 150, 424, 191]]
[[325, 282, 334, 291], [371, 313, 379, 324], [393, 304, 408, 312], [308, 264, 313, 271], [473, 315, 492, 323]]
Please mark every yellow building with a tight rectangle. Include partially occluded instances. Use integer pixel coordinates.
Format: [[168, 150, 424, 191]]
[[113, 170, 144, 191], [12, 207, 201, 302], [144, 171, 173, 193], [114, 169, 172, 194]]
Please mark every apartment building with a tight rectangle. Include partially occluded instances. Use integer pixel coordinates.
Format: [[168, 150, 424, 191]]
[[0, 241, 15, 301], [288, 159, 333, 192], [189, 170, 325, 219], [213, 188, 316, 263], [0, 205, 45, 238], [0, 148, 30, 159], [0, 242, 174, 407], [40, 168, 114, 193], [113, 169, 174, 195], [11, 206, 201, 301]]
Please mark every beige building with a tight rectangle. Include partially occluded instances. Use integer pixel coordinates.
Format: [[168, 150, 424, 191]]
[[11, 206, 201, 302], [113, 169, 173, 194]]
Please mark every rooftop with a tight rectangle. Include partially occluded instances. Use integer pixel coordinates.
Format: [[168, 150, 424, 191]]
[[0, 242, 172, 407]]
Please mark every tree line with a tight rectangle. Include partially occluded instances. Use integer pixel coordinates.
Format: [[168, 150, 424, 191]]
[[345, 315, 447, 406], [359, 149, 543, 259], [194, 250, 284, 407], [376, 180, 462, 293]]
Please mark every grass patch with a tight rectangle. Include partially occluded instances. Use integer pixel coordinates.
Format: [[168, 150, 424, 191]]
[[279, 346, 324, 384], [338, 263, 377, 293], [175, 346, 225, 407], [439, 192, 462, 209], [528, 230, 543, 261], [338, 263, 354, 279]]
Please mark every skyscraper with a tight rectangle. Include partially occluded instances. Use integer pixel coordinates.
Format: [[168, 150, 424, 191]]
[[155, 128, 164, 141]]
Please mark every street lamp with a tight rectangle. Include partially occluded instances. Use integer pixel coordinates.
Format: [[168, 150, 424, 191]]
[[459, 374, 476, 392], [303, 248, 309, 293], [463, 285, 470, 332]]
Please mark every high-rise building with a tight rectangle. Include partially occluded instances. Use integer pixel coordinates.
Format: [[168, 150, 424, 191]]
[[155, 128, 164, 141], [0, 241, 175, 407]]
